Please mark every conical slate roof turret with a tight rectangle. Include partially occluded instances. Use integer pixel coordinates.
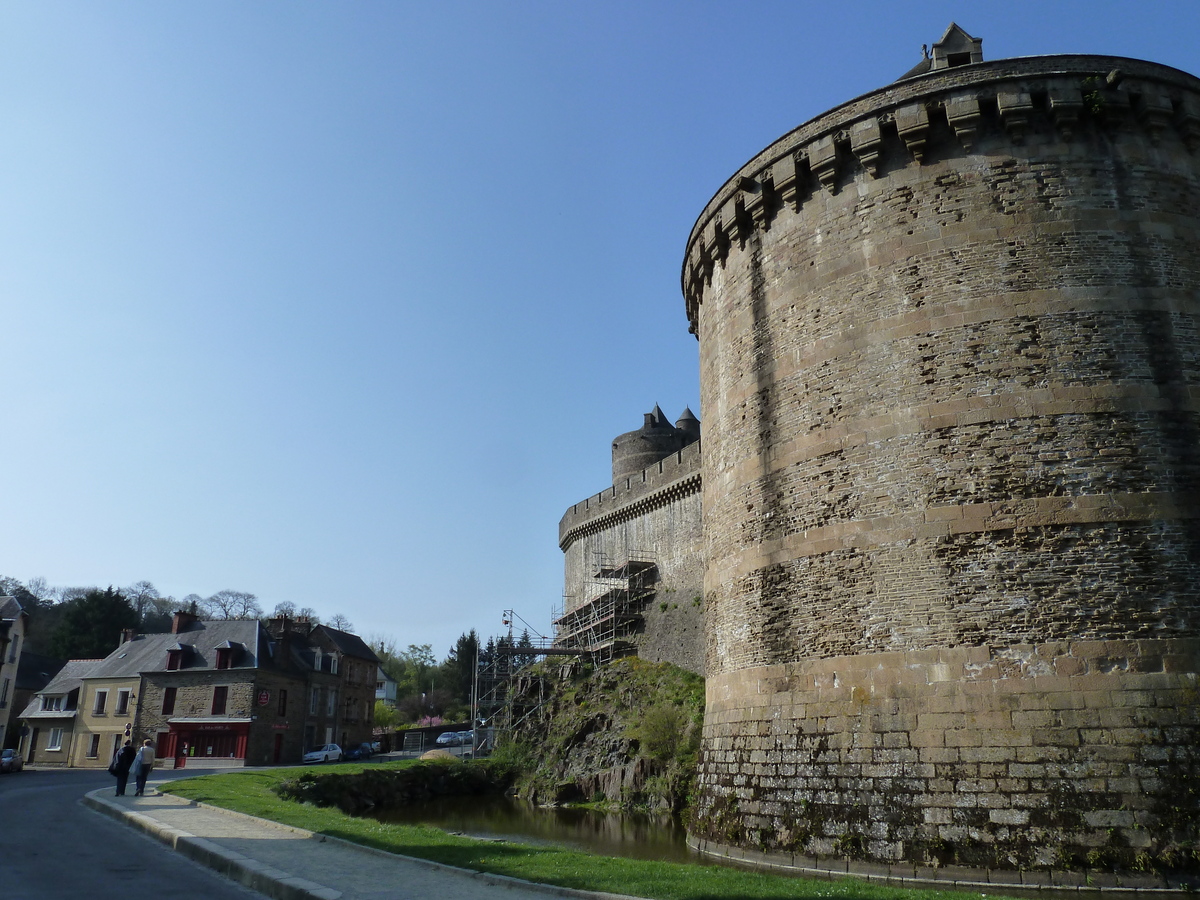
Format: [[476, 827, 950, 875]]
[[611, 405, 691, 483]]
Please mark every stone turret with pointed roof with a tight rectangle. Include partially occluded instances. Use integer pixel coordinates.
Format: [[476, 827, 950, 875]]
[[611, 405, 701, 482]]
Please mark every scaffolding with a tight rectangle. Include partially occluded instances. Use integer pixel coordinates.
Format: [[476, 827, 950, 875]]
[[473, 610, 579, 739], [552, 551, 657, 665]]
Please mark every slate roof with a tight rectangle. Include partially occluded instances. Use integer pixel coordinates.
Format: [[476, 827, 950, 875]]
[[89, 619, 263, 677], [18, 658, 104, 719], [0, 596, 24, 620], [314, 625, 380, 664]]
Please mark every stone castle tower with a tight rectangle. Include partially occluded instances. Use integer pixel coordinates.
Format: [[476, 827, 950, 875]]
[[682, 25, 1200, 880], [558, 406, 705, 674]]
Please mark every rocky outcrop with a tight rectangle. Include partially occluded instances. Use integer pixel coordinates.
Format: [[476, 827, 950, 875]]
[[506, 658, 703, 812]]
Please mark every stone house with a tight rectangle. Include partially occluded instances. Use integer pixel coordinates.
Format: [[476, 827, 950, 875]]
[[133, 611, 306, 768], [16, 611, 381, 767], [263, 618, 380, 753]]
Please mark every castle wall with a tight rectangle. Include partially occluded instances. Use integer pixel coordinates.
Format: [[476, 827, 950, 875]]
[[684, 55, 1200, 876], [560, 442, 705, 674]]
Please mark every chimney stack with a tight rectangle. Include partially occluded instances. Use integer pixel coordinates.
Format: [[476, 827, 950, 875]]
[[119, 628, 137, 645], [172, 609, 199, 634]]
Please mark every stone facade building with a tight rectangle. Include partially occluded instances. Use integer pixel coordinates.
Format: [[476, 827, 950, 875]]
[[681, 24, 1200, 883], [557, 406, 705, 674], [18, 611, 380, 767]]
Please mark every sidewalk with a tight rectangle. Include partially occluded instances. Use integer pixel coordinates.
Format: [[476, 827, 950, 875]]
[[83, 787, 644, 900]]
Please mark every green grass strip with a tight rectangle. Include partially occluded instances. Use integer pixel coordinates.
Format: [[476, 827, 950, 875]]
[[161, 762, 1007, 900]]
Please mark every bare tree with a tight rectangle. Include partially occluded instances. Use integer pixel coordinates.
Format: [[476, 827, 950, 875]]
[[25, 576, 51, 601], [55, 586, 95, 602], [297, 606, 321, 624], [272, 601, 297, 618], [125, 580, 160, 619], [179, 593, 203, 615], [327, 613, 354, 632], [201, 590, 262, 620]]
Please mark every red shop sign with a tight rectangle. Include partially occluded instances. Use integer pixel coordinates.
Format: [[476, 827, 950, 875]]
[[257, 690, 271, 706]]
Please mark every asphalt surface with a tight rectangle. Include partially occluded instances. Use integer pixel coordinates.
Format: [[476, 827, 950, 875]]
[[5, 763, 645, 900], [0, 766, 262, 900]]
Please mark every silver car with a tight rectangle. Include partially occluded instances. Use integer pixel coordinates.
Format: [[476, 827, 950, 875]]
[[0, 749, 23, 773]]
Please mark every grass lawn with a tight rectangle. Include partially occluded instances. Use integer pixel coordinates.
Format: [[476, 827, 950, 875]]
[[161, 762, 1010, 900]]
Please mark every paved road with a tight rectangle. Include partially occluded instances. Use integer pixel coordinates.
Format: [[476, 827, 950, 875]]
[[0, 767, 263, 900]]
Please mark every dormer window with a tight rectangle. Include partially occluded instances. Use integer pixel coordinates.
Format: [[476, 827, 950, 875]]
[[929, 23, 983, 71], [167, 643, 190, 671], [215, 641, 240, 670], [313, 649, 322, 671], [329, 653, 339, 675]]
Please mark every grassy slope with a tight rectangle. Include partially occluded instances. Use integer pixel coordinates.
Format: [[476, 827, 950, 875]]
[[162, 764, 1009, 900]]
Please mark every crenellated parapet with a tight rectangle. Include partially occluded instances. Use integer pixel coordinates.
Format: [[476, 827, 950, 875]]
[[681, 55, 1200, 335], [559, 440, 701, 551]]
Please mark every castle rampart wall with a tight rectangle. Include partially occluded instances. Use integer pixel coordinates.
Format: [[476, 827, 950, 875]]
[[559, 442, 704, 674], [685, 53, 1200, 879]]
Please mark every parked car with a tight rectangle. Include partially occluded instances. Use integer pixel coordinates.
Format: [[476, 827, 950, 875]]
[[0, 749, 23, 773], [434, 731, 460, 747], [369, 741, 382, 753], [302, 744, 342, 763], [342, 742, 374, 760], [457, 730, 474, 748]]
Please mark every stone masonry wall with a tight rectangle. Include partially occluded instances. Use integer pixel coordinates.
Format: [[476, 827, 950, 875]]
[[695, 640, 1200, 877], [685, 54, 1200, 878], [560, 442, 704, 674], [138, 670, 306, 766]]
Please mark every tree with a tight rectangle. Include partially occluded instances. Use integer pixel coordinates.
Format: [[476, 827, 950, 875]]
[[180, 594, 203, 614], [272, 601, 297, 618], [327, 613, 354, 632], [49, 587, 139, 659], [440, 630, 479, 705], [515, 629, 537, 669], [124, 580, 160, 619], [297, 606, 321, 624], [140, 594, 183, 633], [373, 700, 399, 730], [201, 590, 262, 620], [24, 576, 51, 601]]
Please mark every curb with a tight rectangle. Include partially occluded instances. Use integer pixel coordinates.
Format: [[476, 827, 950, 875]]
[[83, 788, 648, 900], [82, 790, 340, 900]]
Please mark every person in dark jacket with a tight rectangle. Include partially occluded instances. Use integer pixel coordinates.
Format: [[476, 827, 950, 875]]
[[110, 740, 136, 796]]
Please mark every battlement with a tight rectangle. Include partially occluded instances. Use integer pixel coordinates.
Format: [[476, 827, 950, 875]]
[[682, 54, 1200, 333], [558, 440, 702, 550]]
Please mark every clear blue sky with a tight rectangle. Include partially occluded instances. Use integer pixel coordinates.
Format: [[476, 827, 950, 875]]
[[3, 1, 1198, 657]]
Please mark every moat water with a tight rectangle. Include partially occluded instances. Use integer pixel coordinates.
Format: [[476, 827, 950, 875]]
[[372, 795, 698, 863]]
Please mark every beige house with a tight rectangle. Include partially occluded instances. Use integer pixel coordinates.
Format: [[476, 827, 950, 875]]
[[17, 659, 103, 766], [72, 672, 141, 767]]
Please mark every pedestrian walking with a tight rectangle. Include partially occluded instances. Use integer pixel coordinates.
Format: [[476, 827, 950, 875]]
[[131, 739, 156, 796], [108, 740, 136, 796]]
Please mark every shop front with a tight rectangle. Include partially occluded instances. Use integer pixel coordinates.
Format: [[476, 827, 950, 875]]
[[161, 717, 251, 767]]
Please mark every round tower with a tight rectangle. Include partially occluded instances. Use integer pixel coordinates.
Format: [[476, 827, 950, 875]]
[[683, 29, 1200, 878], [611, 404, 684, 482]]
